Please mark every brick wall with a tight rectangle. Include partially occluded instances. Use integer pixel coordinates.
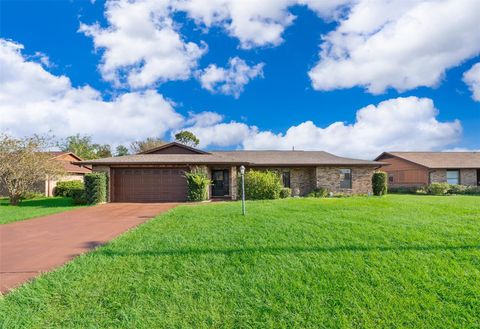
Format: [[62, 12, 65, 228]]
[[316, 166, 374, 194], [460, 169, 477, 186]]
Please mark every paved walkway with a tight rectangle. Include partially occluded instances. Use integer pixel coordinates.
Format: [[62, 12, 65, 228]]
[[0, 203, 178, 294]]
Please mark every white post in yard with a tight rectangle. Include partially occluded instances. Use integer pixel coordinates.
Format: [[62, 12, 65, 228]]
[[240, 165, 246, 216]]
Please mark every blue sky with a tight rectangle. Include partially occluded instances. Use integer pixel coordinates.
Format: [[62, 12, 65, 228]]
[[0, 0, 479, 159]]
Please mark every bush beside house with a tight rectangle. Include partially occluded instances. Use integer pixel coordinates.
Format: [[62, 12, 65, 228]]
[[84, 173, 107, 204], [54, 180, 86, 204], [372, 172, 388, 196], [241, 170, 283, 200], [185, 168, 211, 201]]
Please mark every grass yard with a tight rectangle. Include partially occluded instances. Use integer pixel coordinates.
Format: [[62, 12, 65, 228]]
[[0, 197, 81, 224], [1, 195, 479, 328]]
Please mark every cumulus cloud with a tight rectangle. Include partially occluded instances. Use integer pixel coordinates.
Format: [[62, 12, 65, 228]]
[[0, 39, 184, 144], [463, 62, 480, 102], [176, 0, 352, 48], [198, 57, 264, 98], [243, 97, 462, 159], [0, 39, 465, 158], [308, 0, 480, 94], [80, 0, 206, 88]]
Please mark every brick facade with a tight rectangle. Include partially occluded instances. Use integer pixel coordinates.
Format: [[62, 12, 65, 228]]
[[316, 166, 374, 194], [460, 169, 477, 186], [430, 168, 477, 186]]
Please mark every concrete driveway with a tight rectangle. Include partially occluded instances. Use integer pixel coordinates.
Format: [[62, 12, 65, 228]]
[[0, 203, 178, 294]]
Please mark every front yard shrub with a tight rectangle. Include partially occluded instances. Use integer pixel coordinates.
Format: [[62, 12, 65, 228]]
[[372, 171, 388, 196], [240, 170, 282, 200], [84, 173, 107, 204], [427, 182, 450, 195], [448, 184, 468, 195], [279, 187, 292, 198], [307, 187, 329, 198], [185, 168, 211, 201], [464, 186, 480, 195], [54, 180, 84, 197]]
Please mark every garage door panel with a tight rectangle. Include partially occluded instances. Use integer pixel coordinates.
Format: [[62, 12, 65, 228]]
[[113, 167, 188, 202]]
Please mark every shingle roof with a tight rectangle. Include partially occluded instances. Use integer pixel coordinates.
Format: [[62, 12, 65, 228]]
[[76, 150, 381, 166], [376, 152, 480, 168]]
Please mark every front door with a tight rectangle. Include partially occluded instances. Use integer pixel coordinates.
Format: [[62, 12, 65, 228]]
[[212, 169, 230, 197]]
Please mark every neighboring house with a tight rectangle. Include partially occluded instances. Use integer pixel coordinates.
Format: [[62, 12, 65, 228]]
[[0, 152, 91, 197], [375, 152, 480, 187], [42, 152, 92, 196], [76, 142, 382, 202]]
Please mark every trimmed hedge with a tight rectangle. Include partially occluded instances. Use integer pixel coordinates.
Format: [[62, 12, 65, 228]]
[[279, 187, 292, 199], [84, 172, 107, 205], [185, 168, 211, 201], [427, 182, 450, 195], [372, 171, 388, 196], [307, 187, 329, 198], [54, 180, 84, 197], [240, 170, 283, 200]]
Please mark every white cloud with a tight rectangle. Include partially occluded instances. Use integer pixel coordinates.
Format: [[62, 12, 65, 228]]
[[308, 0, 480, 94], [0, 39, 183, 145], [243, 97, 462, 159], [80, 0, 206, 88], [198, 57, 264, 98], [0, 39, 465, 159], [177, 0, 350, 49], [463, 62, 480, 102]]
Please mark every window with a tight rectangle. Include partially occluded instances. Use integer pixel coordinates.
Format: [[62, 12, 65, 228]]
[[388, 174, 394, 184], [340, 169, 352, 189], [282, 171, 291, 188], [446, 170, 460, 185]]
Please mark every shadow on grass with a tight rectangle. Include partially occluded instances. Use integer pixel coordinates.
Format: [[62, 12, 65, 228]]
[[0, 198, 75, 208], [98, 244, 480, 257]]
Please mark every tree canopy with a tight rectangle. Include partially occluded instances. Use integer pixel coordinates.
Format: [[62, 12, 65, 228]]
[[174, 131, 200, 147], [0, 134, 64, 205], [130, 137, 166, 153], [59, 134, 112, 160]]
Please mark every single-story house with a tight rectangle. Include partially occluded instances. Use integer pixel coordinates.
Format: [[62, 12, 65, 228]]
[[375, 152, 480, 187], [76, 142, 382, 202], [43, 152, 92, 196], [0, 152, 91, 197]]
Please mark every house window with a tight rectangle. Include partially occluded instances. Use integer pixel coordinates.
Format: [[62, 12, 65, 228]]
[[446, 170, 460, 185], [388, 174, 394, 184], [340, 169, 352, 189], [282, 171, 291, 188]]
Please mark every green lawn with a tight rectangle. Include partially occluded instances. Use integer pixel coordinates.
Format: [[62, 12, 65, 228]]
[[1, 195, 479, 328], [0, 197, 81, 224]]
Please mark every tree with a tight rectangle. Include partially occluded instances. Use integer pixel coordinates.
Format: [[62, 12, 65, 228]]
[[115, 145, 129, 156], [174, 130, 200, 147], [130, 137, 166, 153], [0, 134, 64, 205], [59, 134, 111, 159]]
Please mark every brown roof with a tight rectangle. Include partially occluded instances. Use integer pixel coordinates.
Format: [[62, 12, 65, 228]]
[[77, 147, 381, 167], [376, 152, 480, 169], [43, 152, 91, 173]]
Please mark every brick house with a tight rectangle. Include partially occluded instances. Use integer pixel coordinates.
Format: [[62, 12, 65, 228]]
[[375, 152, 480, 187], [76, 142, 382, 202]]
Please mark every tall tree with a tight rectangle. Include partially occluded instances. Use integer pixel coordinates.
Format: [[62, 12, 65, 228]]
[[174, 131, 200, 147], [115, 145, 129, 156], [59, 134, 111, 159], [130, 137, 166, 153], [0, 134, 64, 205]]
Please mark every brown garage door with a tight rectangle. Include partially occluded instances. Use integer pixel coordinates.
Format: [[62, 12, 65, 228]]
[[113, 167, 188, 202]]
